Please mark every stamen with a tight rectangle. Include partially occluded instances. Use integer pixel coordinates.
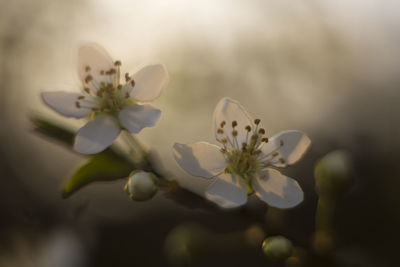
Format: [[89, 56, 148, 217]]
[[114, 60, 122, 66], [258, 128, 265, 135], [85, 75, 93, 83], [125, 73, 131, 82], [254, 119, 261, 125], [232, 130, 238, 137], [77, 96, 85, 100], [262, 137, 268, 143], [279, 158, 286, 164], [130, 80, 135, 87], [75, 101, 81, 108], [84, 88, 90, 94], [217, 129, 224, 134], [245, 125, 251, 132], [272, 152, 279, 157], [85, 66, 91, 72], [221, 138, 227, 144], [280, 140, 284, 146], [117, 84, 122, 90], [220, 121, 226, 128], [125, 92, 130, 98], [232, 121, 238, 128]]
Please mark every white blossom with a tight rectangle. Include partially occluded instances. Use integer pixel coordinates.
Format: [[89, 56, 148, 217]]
[[173, 97, 311, 209], [42, 43, 168, 154]]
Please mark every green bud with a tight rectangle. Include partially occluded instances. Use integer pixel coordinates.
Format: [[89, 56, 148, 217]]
[[314, 150, 352, 197], [262, 236, 293, 261], [164, 223, 210, 266], [124, 171, 158, 201]]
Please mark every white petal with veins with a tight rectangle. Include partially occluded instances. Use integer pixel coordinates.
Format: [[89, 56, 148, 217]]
[[260, 130, 311, 167], [205, 173, 248, 208], [119, 104, 161, 134], [73, 115, 120, 154], [126, 64, 169, 102], [173, 142, 227, 179], [213, 97, 255, 146], [41, 91, 93, 118], [78, 43, 114, 85], [252, 169, 303, 208]]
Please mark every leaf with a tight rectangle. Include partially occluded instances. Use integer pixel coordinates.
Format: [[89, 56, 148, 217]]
[[62, 153, 134, 198]]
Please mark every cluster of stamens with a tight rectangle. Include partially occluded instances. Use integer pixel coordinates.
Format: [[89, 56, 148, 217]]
[[216, 118, 285, 181], [75, 60, 135, 113]]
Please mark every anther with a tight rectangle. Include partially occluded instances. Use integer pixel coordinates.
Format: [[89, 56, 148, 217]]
[[272, 152, 279, 157], [84, 88, 90, 94], [77, 95, 85, 100], [280, 140, 284, 146], [85, 66, 91, 72], [125, 73, 131, 82], [130, 79, 135, 87], [114, 60, 122, 66], [232, 121, 238, 128], [220, 121, 226, 128], [109, 68, 116, 75], [100, 70, 105, 75], [258, 128, 265, 134], [92, 107, 99, 111], [97, 91, 103, 97], [217, 129, 224, 134], [254, 119, 261, 125], [117, 85, 122, 90], [262, 137, 269, 143], [251, 134, 258, 140], [125, 92, 130, 98], [245, 125, 251, 132], [75, 101, 81, 108], [232, 130, 238, 137], [221, 138, 228, 144], [85, 75, 93, 83], [279, 158, 286, 164]]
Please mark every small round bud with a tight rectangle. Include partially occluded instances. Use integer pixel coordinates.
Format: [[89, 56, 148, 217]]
[[124, 171, 158, 201], [232, 120, 237, 128], [254, 119, 261, 125], [262, 236, 293, 261]]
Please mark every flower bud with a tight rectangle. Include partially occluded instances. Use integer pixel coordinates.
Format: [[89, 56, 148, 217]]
[[124, 171, 158, 201], [262, 236, 293, 261], [314, 150, 352, 197]]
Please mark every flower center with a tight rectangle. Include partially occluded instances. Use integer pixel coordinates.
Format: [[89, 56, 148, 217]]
[[216, 119, 268, 180], [75, 60, 135, 114]]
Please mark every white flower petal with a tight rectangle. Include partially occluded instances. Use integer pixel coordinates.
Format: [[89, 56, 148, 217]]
[[119, 104, 161, 134], [127, 64, 169, 102], [205, 173, 248, 208], [261, 130, 311, 167], [78, 43, 114, 84], [252, 169, 303, 208], [213, 97, 255, 146], [73, 115, 120, 154], [41, 91, 93, 118], [173, 142, 227, 179]]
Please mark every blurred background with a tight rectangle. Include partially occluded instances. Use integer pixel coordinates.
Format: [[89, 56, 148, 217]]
[[1, 0, 400, 266]]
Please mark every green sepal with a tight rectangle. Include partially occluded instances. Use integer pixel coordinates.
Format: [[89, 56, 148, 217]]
[[62, 153, 134, 198]]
